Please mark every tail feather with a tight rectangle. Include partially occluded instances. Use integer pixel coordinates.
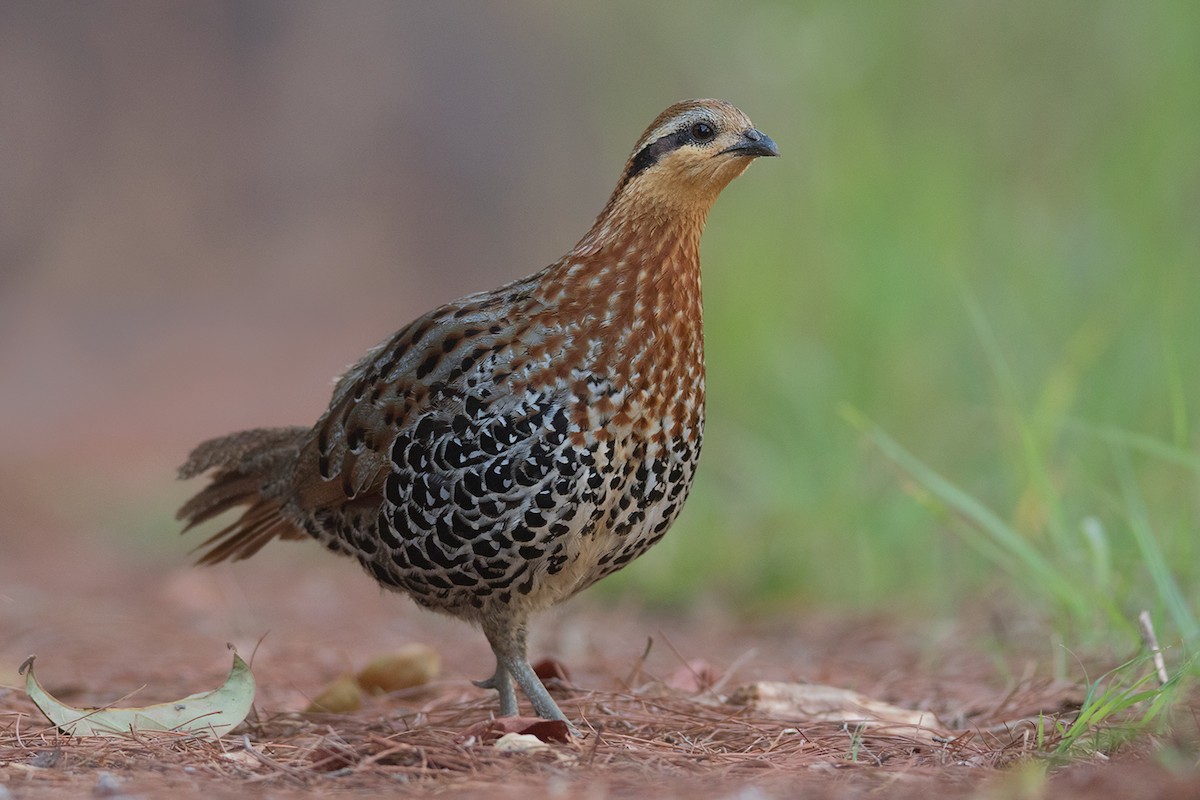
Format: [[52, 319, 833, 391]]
[[178, 472, 263, 532], [192, 501, 296, 565], [177, 426, 310, 563]]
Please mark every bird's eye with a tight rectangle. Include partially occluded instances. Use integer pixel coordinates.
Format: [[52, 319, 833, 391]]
[[690, 122, 716, 143]]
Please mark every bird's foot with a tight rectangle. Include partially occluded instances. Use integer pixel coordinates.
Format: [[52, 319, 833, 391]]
[[474, 664, 518, 717]]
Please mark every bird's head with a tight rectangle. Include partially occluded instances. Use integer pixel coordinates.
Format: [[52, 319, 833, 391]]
[[610, 99, 779, 217]]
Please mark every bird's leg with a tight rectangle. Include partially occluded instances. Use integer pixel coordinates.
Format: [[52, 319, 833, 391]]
[[482, 614, 567, 722], [472, 660, 518, 717]]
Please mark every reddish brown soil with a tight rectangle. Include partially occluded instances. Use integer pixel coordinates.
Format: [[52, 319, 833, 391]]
[[1, 490, 1197, 799]]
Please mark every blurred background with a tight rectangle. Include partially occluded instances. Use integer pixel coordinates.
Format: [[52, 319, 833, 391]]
[[2, 1, 1197, 652]]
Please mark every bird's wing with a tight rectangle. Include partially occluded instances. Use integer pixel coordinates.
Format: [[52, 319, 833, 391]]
[[289, 278, 549, 518]]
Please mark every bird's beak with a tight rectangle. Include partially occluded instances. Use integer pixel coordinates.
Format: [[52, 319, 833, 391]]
[[720, 128, 780, 158]]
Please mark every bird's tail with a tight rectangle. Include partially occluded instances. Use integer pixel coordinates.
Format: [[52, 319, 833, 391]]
[[176, 426, 310, 565]]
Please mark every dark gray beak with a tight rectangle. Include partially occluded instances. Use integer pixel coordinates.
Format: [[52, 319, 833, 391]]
[[721, 128, 780, 158]]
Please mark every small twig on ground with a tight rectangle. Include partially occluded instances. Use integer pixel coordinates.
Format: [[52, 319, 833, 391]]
[[583, 722, 603, 766], [659, 633, 704, 684], [241, 733, 307, 783], [976, 713, 1078, 735], [1137, 610, 1170, 687], [621, 638, 654, 689], [708, 648, 758, 697]]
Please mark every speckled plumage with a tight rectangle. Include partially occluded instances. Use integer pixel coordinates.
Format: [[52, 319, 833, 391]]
[[178, 99, 777, 723]]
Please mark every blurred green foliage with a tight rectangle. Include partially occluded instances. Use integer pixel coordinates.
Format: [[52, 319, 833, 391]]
[[597, 1, 1200, 650]]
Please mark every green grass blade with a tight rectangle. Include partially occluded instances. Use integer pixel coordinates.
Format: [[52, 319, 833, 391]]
[[1070, 421, 1200, 474], [959, 286, 1070, 554], [1111, 448, 1200, 650], [840, 405, 1099, 625], [1161, 327, 1189, 449]]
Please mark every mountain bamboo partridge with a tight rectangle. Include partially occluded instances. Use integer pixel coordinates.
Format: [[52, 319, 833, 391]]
[[178, 99, 778, 723]]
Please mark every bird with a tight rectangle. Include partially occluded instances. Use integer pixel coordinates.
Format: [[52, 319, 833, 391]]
[[177, 99, 778, 724]]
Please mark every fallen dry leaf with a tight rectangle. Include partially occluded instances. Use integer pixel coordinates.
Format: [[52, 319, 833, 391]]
[[21, 651, 255, 740], [727, 681, 949, 742], [356, 644, 440, 695], [532, 657, 572, 684], [494, 732, 551, 754], [457, 716, 572, 744], [306, 674, 363, 713], [520, 719, 573, 744]]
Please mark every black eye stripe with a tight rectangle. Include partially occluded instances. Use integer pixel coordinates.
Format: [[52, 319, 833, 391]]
[[622, 120, 719, 185]]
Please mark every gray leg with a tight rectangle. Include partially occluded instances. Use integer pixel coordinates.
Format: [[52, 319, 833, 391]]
[[482, 614, 567, 723], [503, 654, 567, 722], [473, 660, 518, 717]]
